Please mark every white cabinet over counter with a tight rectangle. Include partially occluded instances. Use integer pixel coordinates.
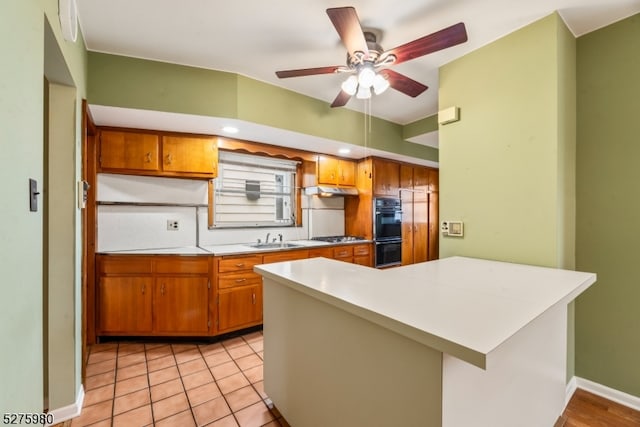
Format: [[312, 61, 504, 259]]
[[255, 256, 596, 427]]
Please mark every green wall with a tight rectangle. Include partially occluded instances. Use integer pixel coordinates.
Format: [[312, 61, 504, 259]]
[[87, 52, 439, 163], [438, 13, 578, 381], [0, 0, 87, 414], [576, 13, 640, 397], [438, 13, 575, 269]]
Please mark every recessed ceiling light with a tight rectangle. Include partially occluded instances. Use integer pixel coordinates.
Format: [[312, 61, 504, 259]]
[[222, 126, 239, 134], [338, 148, 351, 155]]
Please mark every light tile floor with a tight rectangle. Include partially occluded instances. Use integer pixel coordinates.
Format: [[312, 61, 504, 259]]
[[68, 330, 290, 427]]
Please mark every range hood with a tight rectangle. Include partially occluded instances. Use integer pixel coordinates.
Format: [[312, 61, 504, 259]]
[[304, 186, 358, 197]]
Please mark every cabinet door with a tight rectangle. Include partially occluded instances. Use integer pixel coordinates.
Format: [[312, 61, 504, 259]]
[[154, 277, 209, 334], [428, 191, 439, 261], [98, 276, 153, 333], [413, 199, 429, 263], [353, 244, 372, 266], [413, 167, 429, 202], [401, 204, 414, 265], [338, 160, 356, 187], [262, 249, 308, 264], [400, 166, 415, 265], [162, 136, 218, 176], [374, 160, 400, 196], [308, 247, 334, 259], [428, 168, 439, 261], [218, 285, 262, 333], [317, 156, 339, 185], [99, 130, 160, 171]]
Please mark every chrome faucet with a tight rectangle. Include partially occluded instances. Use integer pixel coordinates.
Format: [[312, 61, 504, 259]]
[[265, 232, 271, 245]]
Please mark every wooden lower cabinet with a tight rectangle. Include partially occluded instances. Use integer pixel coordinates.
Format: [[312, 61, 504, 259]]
[[215, 254, 265, 334], [98, 276, 153, 333], [97, 244, 373, 338], [154, 277, 210, 334], [353, 244, 372, 266], [218, 285, 263, 333], [309, 244, 372, 266], [96, 255, 211, 337]]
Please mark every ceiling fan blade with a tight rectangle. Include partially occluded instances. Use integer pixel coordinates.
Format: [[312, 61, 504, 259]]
[[326, 7, 369, 58], [378, 69, 428, 97], [382, 22, 467, 65], [276, 66, 343, 79], [330, 90, 352, 108]]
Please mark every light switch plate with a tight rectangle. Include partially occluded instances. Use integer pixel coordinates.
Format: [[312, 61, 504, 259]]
[[441, 220, 464, 237], [29, 178, 39, 212]]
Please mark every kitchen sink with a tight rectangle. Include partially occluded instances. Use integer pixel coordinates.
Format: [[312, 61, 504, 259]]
[[247, 242, 303, 249]]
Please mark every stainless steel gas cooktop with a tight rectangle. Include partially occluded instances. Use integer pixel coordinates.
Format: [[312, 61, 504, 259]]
[[311, 235, 365, 243]]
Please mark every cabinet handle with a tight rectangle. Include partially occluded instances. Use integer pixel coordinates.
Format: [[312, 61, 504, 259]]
[[235, 263, 245, 268], [161, 284, 165, 296], [141, 284, 145, 294], [166, 153, 173, 165], [145, 152, 152, 163], [252, 293, 256, 304], [235, 278, 247, 283]]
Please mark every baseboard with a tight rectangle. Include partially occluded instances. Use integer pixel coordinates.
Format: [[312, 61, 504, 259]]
[[46, 385, 84, 426], [565, 376, 640, 412], [565, 376, 578, 408]]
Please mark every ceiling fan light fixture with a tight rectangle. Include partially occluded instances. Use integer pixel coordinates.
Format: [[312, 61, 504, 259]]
[[372, 73, 390, 95], [356, 85, 371, 99], [357, 65, 376, 88], [341, 75, 358, 96]]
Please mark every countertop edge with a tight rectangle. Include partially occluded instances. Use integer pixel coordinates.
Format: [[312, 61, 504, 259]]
[[255, 260, 488, 369]]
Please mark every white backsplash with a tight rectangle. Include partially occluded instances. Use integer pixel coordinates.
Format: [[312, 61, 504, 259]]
[[98, 205, 198, 251], [303, 195, 345, 238], [96, 173, 348, 251], [197, 207, 310, 246]]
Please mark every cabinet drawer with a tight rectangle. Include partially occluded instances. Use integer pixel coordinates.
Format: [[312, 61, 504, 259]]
[[155, 257, 209, 274], [333, 246, 354, 259], [353, 244, 370, 256], [262, 250, 309, 264], [308, 247, 334, 258], [98, 257, 153, 274], [218, 271, 263, 289], [218, 255, 263, 273]]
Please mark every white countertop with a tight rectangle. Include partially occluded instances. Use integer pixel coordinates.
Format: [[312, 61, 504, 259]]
[[99, 246, 210, 255], [98, 239, 372, 256], [198, 239, 332, 256], [254, 256, 596, 369]]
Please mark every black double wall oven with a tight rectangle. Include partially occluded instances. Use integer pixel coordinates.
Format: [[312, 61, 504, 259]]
[[373, 197, 402, 267]]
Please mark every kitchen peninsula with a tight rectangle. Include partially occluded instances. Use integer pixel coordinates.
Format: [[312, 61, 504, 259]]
[[255, 256, 596, 427]]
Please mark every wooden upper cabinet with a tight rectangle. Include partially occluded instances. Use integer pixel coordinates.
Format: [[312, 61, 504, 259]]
[[373, 158, 400, 197], [99, 130, 160, 171], [97, 128, 218, 179], [162, 135, 218, 177], [317, 156, 356, 187]]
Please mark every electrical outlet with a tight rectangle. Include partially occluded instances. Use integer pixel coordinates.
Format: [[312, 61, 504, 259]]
[[166, 220, 180, 231]]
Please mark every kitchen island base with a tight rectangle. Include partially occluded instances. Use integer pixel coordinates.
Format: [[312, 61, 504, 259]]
[[257, 257, 596, 427], [263, 279, 442, 427]]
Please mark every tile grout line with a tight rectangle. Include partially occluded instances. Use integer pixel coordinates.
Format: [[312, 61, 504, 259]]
[[80, 332, 279, 427]]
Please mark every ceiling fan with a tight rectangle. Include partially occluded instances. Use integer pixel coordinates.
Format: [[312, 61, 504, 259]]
[[275, 6, 468, 108]]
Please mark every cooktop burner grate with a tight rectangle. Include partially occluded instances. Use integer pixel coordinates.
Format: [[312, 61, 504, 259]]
[[311, 235, 365, 243]]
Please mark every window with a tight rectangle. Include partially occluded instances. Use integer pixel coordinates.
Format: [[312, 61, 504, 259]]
[[212, 151, 298, 228]]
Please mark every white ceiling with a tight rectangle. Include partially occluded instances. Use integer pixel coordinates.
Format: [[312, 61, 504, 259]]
[[78, 0, 639, 160]]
